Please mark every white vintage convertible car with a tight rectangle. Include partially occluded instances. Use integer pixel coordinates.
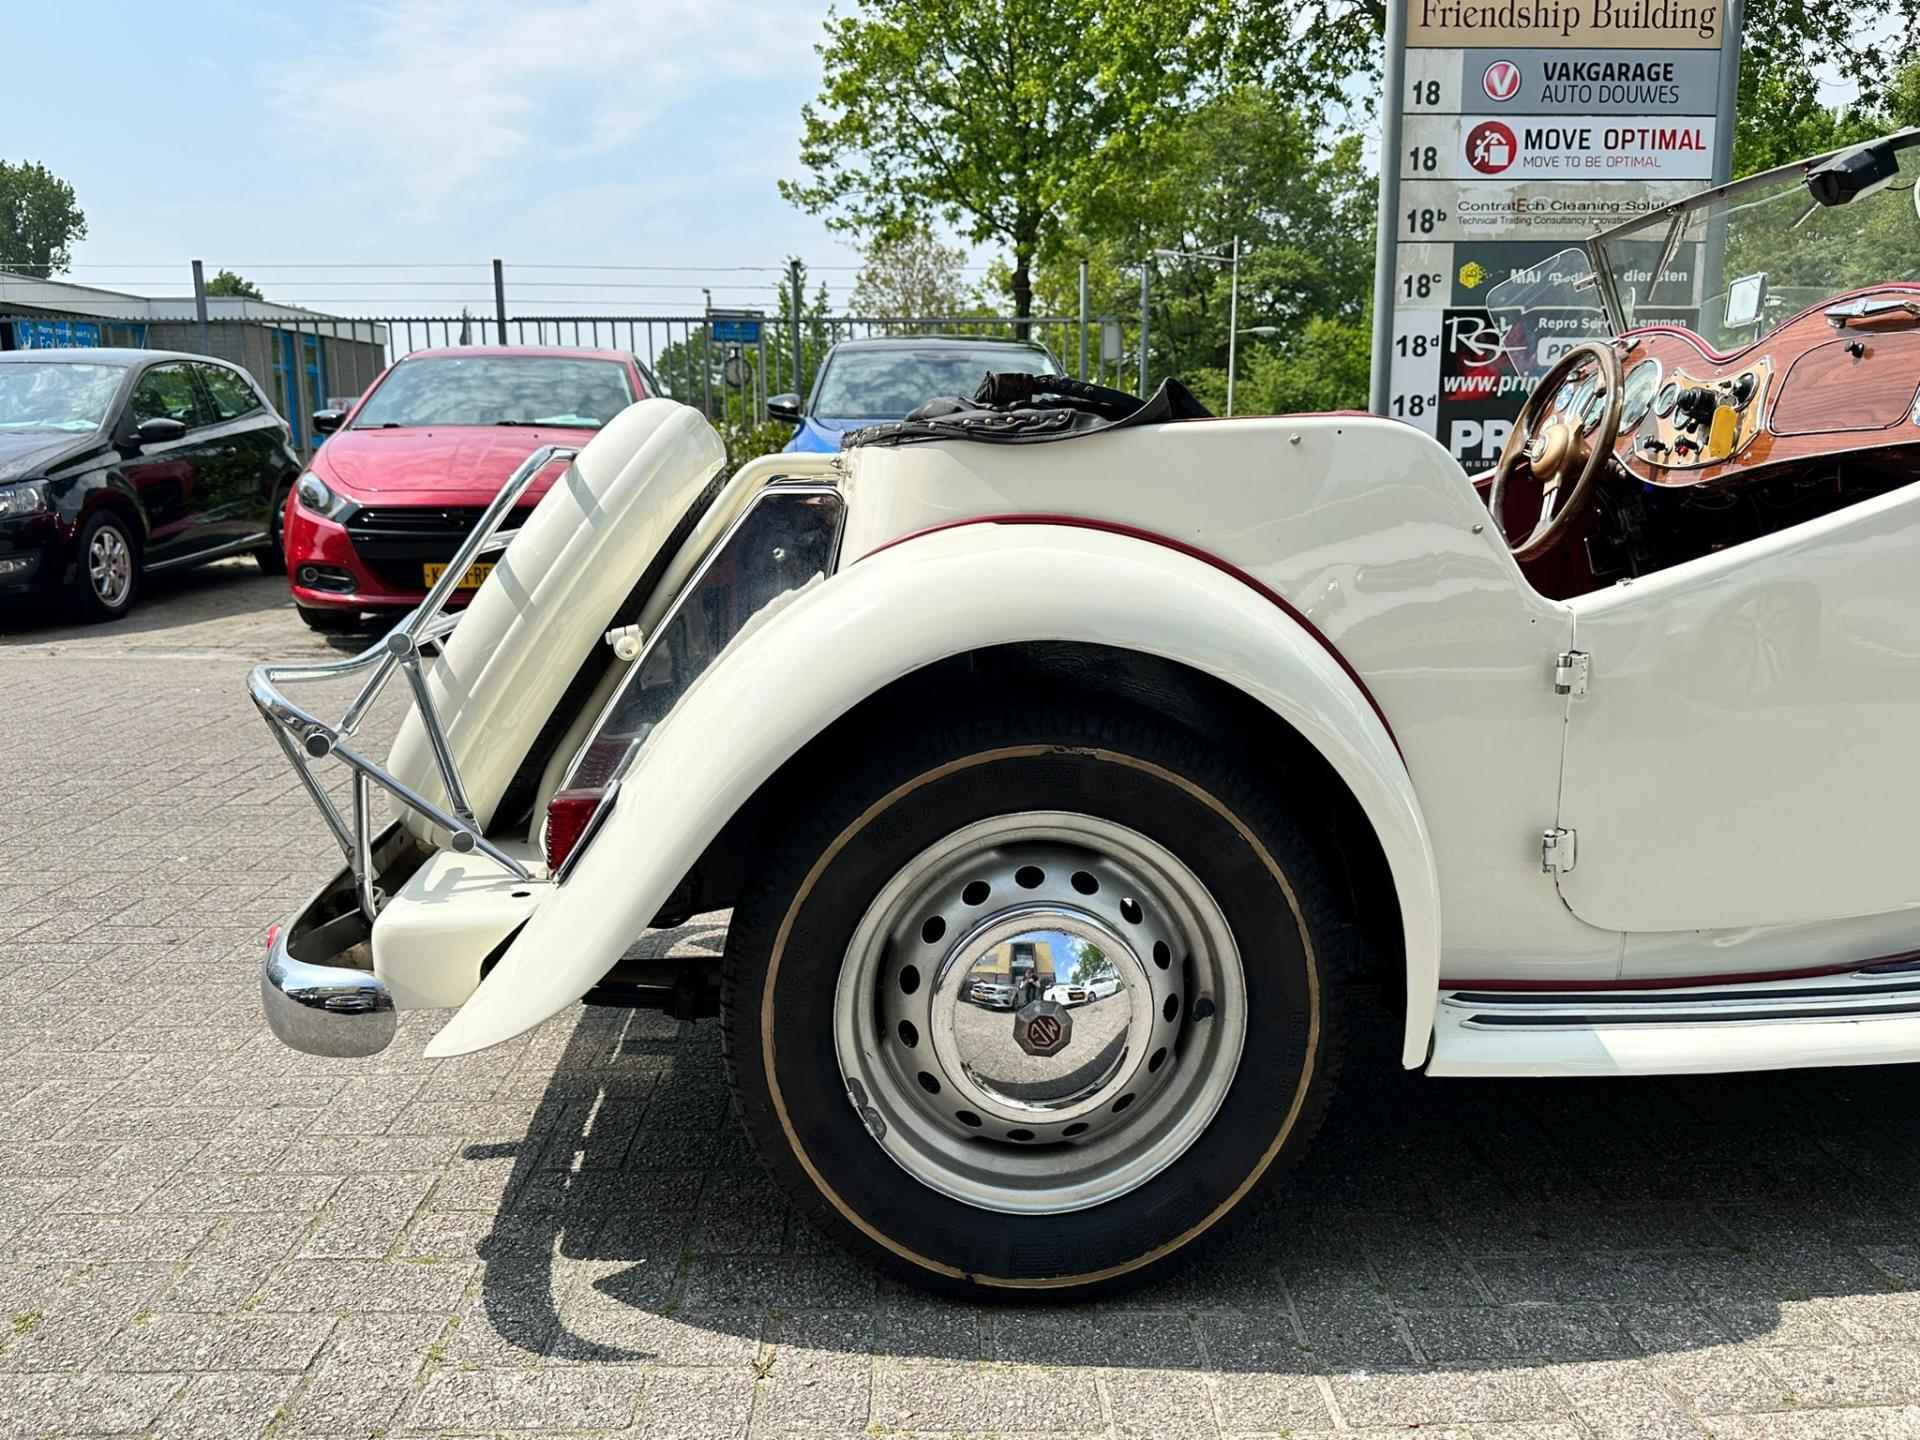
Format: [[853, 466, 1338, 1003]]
[[254, 132, 1920, 1298]]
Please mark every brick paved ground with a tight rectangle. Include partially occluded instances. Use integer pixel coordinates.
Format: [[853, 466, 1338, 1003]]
[[6, 565, 1920, 1437]]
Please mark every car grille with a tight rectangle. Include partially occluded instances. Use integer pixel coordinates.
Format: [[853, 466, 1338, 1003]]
[[343, 505, 534, 590]]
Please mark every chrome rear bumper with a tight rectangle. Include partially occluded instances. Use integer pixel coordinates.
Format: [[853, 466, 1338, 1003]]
[[260, 825, 422, 1058], [263, 923, 395, 1059]]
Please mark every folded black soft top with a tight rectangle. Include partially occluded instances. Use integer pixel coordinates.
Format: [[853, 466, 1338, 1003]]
[[843, 373, 1213, 449]]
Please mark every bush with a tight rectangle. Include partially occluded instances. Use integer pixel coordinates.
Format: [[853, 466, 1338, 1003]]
[[717, 417, 797, 472]]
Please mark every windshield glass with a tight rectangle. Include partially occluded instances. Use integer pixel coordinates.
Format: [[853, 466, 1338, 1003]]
[[0, 362, 124, 432], [1482, 247, 1616, 389], [814, 346, 1059, 420], [1486, 134, 1920, 380], [1601, 133, 1920, 355], [352, 355, 634, 429]]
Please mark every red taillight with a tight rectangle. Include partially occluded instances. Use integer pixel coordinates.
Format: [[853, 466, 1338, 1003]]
[[264, 923, 280, 953], [543, 787, 605, 873]]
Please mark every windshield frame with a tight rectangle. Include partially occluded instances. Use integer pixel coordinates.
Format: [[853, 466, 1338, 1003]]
[[1583, 128, 1920, 340]]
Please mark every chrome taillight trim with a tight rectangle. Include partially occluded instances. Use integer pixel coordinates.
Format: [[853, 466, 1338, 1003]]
[[547, 481, 846, 880], [247, 445, 578, 920]]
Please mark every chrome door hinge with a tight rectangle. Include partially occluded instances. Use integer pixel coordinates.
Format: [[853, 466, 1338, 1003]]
[[1553, 650, 1591, 697], [1541, 827, 1578, 874]]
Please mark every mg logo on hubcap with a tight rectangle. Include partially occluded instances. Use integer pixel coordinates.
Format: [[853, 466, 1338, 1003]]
[[1014, 1000, 1072, 1057]]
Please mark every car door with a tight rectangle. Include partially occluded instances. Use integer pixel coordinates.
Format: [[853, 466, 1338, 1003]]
[[1554, 479, 1920, 941], [121, 362, 219, 566], [193, 362, 282, 545]]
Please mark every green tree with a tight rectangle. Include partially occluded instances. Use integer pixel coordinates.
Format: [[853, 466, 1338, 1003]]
[[204, 269, 264, 299], [1235, 0, 1919, 125], [1014, 88, 1376, 408], [782, 0, 1209, 322], [1069, 941, 1108, 985], [0, 160, 86, 278], [849, 224, 978, 318]]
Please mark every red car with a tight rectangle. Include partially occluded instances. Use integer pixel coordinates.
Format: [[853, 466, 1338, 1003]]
[[283, 346, 654, 632]]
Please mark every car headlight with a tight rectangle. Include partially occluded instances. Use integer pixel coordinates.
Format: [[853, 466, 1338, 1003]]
[[295, 472, 350, 519], [0, 481, 48, 519]]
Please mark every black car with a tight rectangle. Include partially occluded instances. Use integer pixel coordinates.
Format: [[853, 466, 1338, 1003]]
[[0, 348, 302, 622]]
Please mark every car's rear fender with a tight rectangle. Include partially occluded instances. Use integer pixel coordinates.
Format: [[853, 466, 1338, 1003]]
[[424, 522, 1442, 1064]]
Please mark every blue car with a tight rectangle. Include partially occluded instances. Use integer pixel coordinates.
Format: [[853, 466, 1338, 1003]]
[[771, 336, 1063, 452]]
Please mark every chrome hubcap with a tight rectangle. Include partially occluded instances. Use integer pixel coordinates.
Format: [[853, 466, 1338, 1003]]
[[834, 811, 1247, 1215], [89, 528, 132, 607]]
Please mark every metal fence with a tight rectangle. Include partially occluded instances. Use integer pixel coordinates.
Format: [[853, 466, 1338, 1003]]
[[0, 307, 1119, 454]]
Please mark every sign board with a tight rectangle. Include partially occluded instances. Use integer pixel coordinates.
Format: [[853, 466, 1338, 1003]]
[[12, 319, 102, 349], [710, 310, 764, 345], [1369, 0, 1741, 464]]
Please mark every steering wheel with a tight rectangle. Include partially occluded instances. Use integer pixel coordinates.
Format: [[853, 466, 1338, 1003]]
[[1487, 341, 1623, 561]]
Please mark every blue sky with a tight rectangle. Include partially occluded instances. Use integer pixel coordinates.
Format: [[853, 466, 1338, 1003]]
[[3, 0, 893, 316]]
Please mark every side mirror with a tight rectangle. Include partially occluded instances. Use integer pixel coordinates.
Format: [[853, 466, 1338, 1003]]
[[134, 417, 187, 446], [312, 409, 348, 436], [767, 393, 803, 426]]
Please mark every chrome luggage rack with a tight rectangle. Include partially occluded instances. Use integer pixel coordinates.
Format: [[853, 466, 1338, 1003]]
[[248, 445, 578, 921]]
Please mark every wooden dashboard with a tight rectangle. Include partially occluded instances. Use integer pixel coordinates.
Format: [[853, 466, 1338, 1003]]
[[1547, 286, 1920, 489]]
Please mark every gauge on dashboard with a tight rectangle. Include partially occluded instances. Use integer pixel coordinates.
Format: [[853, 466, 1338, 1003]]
[[1580, 387, 1610, 433], [1567, 373, 1599, 423], [1652, 380, 1679, 418], [1622, 359, 1664, 429], [1553, 379, 1578, 412]]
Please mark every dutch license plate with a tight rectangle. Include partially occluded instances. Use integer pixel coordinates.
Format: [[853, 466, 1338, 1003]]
[[423, 561, 493, 589]]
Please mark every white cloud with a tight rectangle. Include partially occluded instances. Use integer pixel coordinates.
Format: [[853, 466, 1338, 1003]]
[[273, 0, 819, 215]]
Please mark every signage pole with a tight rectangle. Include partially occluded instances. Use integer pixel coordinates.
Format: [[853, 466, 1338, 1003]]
[[789, 260, 805, 403], [1713, 0, 1744, 185], [1369, 0, 1410, 416]]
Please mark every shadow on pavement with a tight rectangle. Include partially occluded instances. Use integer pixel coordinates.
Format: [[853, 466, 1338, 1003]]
[[472, 954, 1920, 1372], [0, 557, 292, 644]]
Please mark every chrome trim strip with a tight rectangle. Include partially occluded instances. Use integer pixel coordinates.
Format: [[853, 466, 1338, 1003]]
[[247, 445, 576, 919], [1443, 967, 1920, 1027]]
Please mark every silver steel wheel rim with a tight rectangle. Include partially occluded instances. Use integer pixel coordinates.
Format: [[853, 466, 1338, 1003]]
[[833, 810, 1248, 1215], [89, 527, 132, 607]]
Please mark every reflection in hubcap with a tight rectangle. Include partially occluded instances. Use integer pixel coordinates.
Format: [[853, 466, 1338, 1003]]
[[935, 909, 1162, 1128]]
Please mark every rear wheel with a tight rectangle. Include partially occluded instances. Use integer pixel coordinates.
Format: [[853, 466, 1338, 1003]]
[[68, 511, 140, 623], [721, 702, 1347, 1299]]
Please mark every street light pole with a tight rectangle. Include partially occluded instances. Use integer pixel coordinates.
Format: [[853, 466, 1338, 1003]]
[[1226, 238, 1240, 418], [1152, 243, 1241, 414], [1138, 264, 1150, 396]]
